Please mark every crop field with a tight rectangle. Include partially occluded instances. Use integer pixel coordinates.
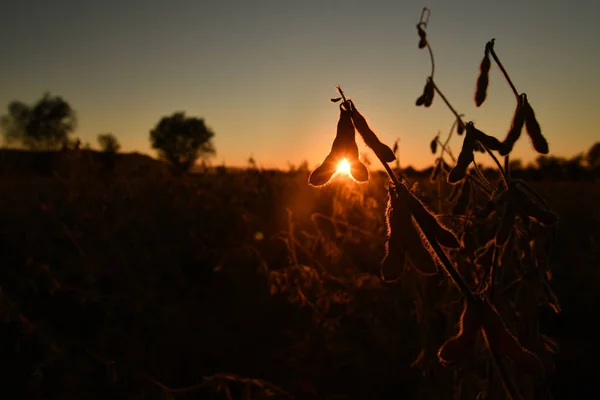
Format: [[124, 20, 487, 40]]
[[2, 6, 599, 399], [1, 164, 598, 399]]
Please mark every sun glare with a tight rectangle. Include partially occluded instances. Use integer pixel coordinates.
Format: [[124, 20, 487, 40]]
[[336, 158, 351, 176]]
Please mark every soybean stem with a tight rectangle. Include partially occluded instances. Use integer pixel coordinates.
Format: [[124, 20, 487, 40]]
[[389, 158, 477, 304], [427, 43, 435, 78], [488, 47, 520, 100], [337, 85, 475, 306], [487, 343, 524, 400], [472, 161, 494, 193], [483, 145, 509, 188], [431, 81, 464, 126], [422, 226, 478, 304]]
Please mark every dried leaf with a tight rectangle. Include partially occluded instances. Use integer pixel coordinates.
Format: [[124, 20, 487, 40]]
[[424, 79, 435, 107], [416, 78, 435, 107], [381, 186, 411, 282], [475, 198, 496, 220], [429, 159, 442, 183], [495, 202, 515, 246], [480, 297, 545, 375], [417, 25, 427, 49], [408, 191, 460, 248], [309, 103, 369, 186], [448, 181, 462, 203], [406, 219, 438, 275], [471, 125, 502, 151], [474, 240, 495, 268], [460, 226, 479, 256], [457, 120, 465, 135], [430, 137, 438, 154], [448, 127, 476, 184], [541, 278, 561, 313], [350, 162, 369, 182], [308, 154, 338, 186], [473, 141, 485, 153], [347, 100, 396, 162], [475, 42, 493, 107], [499, 96, 526, 156], [438, 299, 481, 365], [452, 179, 471, 215], [513, 184, 558, 226], [541, 334, 560, 354], [522, 96, 549, 154]]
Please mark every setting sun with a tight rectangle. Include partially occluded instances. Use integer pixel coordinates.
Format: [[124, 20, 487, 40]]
[[336, 158, 351, 176]]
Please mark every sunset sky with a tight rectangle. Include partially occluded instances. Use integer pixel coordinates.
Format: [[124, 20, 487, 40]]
[[1, 0, 598, 169]]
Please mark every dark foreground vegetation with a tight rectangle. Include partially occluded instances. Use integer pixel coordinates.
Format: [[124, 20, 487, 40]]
[[0, 151, 598, 399]]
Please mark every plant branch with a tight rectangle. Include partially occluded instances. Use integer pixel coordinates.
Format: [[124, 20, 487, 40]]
[[469, 175, 494, 198], [431, 81, 464, 126], [436, 138, 456, 163], [427, 43, 435, 78], [369, 144, 478, 304], [486, 341, 524, 400], [488, 244, 499, 301], [408, 17, 532, 399], [471, 161, 495, 193], [423, 229, 478, 304], [342, 78, 476, 304], [482, 144, 509, 188], [394, 165, 477, 303], [441, 118, 459, 156], [488, 45, 520, 100], [339, 96, 476, 302]]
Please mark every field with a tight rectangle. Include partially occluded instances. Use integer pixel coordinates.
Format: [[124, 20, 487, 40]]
[[1, 156, 598, 399]]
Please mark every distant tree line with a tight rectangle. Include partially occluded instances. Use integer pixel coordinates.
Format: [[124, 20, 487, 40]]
[[0, 93, 216, 175], [408, 145, 600, 182], [508, 150, 600, 181], [1, 93, 599, 180]]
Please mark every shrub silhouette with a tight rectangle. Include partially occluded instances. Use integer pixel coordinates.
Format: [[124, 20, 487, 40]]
[[97, 133, 121, 154], [587, 142, 600, 168], [1, 93, 77, 151], [149, 111, 215, 175]]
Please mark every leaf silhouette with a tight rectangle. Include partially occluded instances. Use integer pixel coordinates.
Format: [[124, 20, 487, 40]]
[[309, 103, 368, 186], [438, 299, 481, 365], [347, 100, 396, 163], [499, 95, 526, 156], [522, 96, 549, 154], [474, 41, 494, 107]]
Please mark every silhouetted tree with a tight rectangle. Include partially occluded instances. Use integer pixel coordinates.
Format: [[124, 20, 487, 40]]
[[536, 155, 565, 180], [587, 142, 600, 168], [97, 133, 120, 154], [0, 93, 77, 150], [533, 154, 592, 181], [149, 112, 215, 175], [564, 154, 588, 181]]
